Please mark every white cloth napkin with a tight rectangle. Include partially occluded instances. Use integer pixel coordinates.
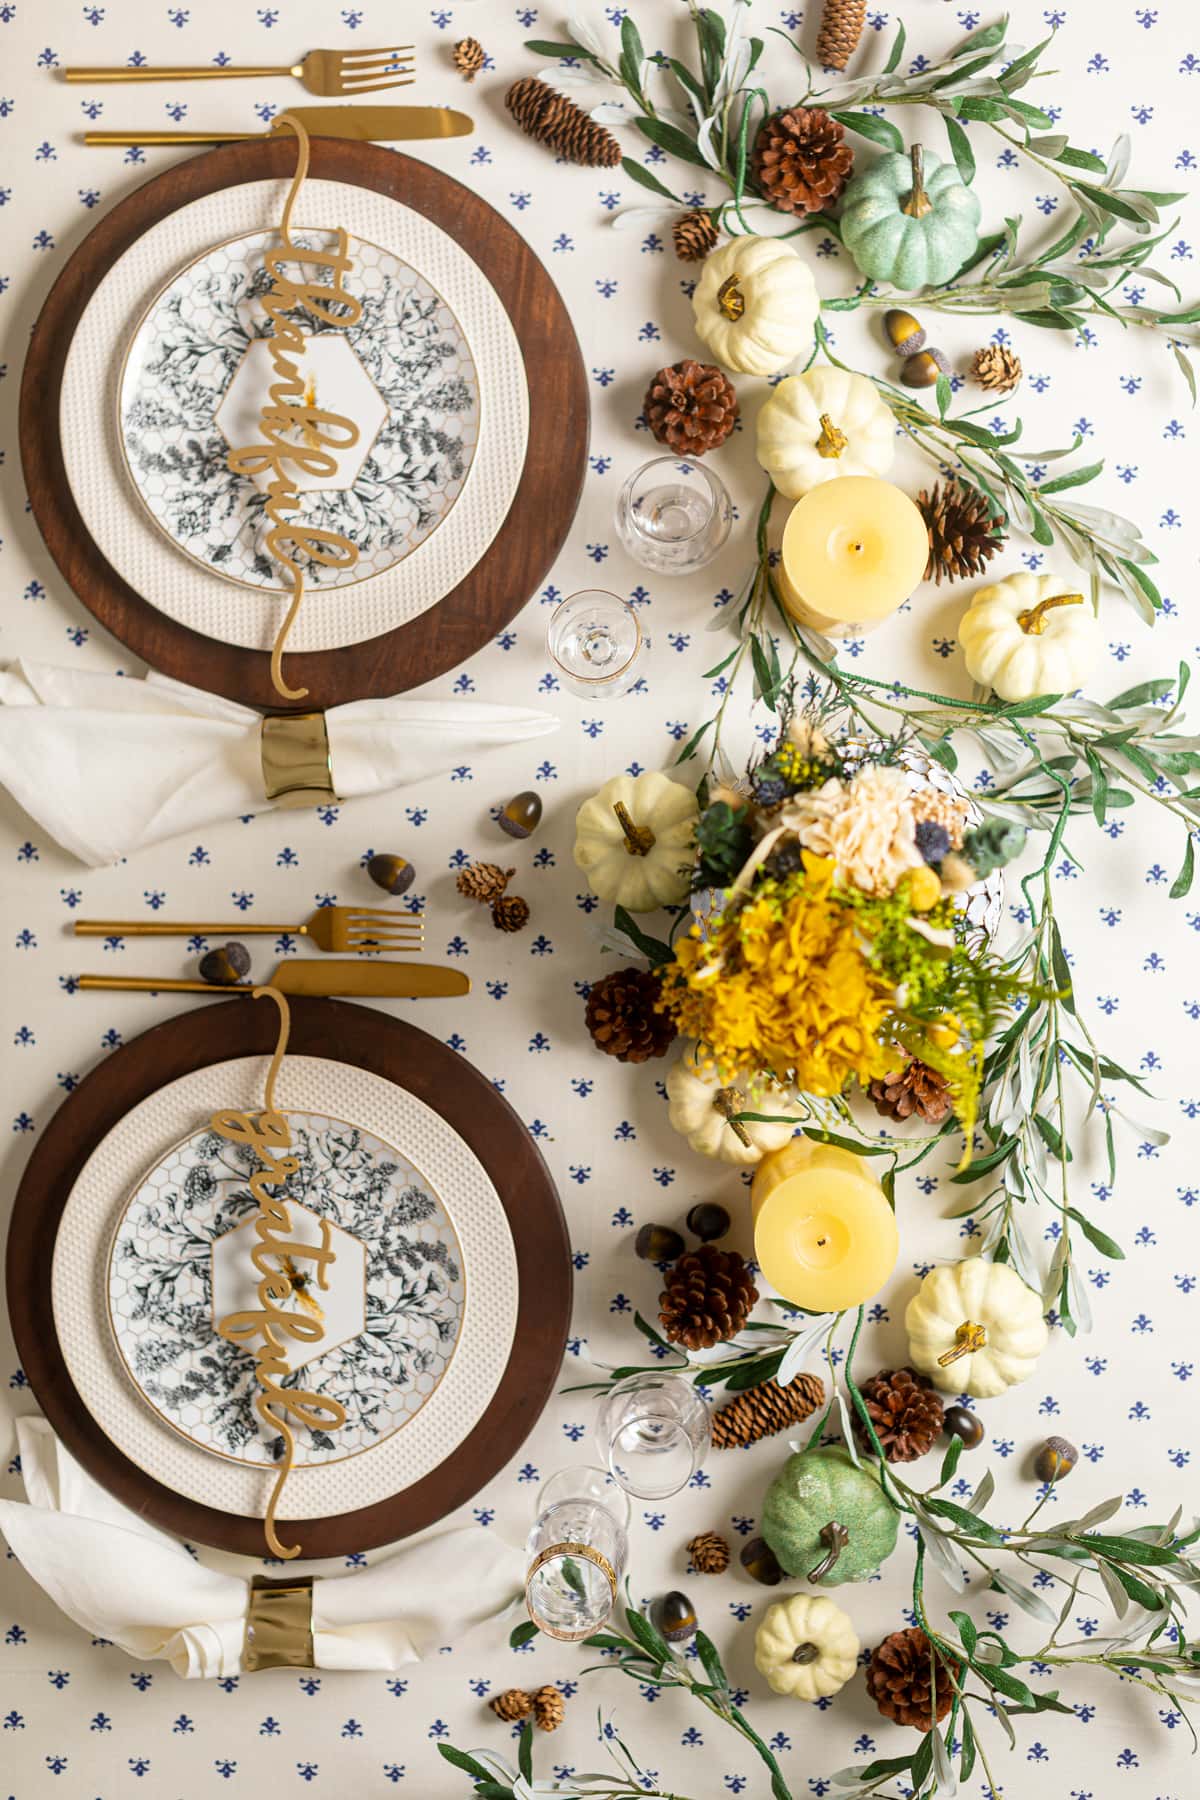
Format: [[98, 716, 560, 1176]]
[[0, 1419, 524, 1678], [0, 660, 559, 866]]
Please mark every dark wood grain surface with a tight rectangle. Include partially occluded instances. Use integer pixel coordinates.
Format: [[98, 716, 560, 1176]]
[[19, 135, 588, 709], [6, 997, 571, 1557]]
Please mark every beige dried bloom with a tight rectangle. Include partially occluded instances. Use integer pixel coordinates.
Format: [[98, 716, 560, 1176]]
[[780, 765, 923, 896], [785, 712, 830, 759]]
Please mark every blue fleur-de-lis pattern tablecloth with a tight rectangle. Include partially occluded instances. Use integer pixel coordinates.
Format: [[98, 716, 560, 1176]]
[[0, 2, 1196, 1795]]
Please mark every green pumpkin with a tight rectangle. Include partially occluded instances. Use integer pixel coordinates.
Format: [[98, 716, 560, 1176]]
[[761, 1448, 899, 1586], [840, 144, 981, 290]]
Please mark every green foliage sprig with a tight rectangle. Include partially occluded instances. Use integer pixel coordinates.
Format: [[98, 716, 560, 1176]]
[[439, 1713, 698, 1799]]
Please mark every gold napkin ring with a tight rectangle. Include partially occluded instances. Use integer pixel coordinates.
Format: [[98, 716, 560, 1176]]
[[260, 711, 337, 808], [243, 1573, 315, 1671], [524, 1540, 617, 1639]]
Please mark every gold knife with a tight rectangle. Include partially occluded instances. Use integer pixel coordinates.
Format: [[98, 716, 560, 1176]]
[[84, 105, 473, 147], [77, 961, 469, 998]]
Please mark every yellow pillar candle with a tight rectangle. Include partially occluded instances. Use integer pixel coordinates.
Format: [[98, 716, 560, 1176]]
[[751, 1138, 899, 1311], [776, 475, 928, 638]]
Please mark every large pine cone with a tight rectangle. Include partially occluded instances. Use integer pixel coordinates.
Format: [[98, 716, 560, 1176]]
[[868, 1058, 953, 1125], [712, 1372, 825, 1448], [584, 967, 677, 1064], [867, 1627, 960, 1730], [505, 75, 621, 168], [917, 479, 1005, 586], [643, 359, 738, 455], [659, 1244, 758, 1349], [816, 0, 867, 70], [853, 1367, 945, 1463], [752, 106, 854, 216]]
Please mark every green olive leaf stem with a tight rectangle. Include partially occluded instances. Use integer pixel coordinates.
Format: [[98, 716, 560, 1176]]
[[438, 1711, 702, 1798]]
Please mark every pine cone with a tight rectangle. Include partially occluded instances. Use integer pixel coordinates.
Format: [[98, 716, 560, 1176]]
[[816, 0, 867, 70], [585, 967, 677, 1064], [970, 344, 1022, 393], [456, 862, 513, 904], [868, 1058, 953, 1125], [752, 106, 854, 216], [853, 1367, 945, 1463], [712, 1372, 826, 1448], [532, 1685, 565, 1732], [643, 359, 738, 456], [917, 479, 1005, 586], [659, 1244, 758, 1350], [505, 75, 621, 168], [490, 1688, 533, 1722], [491, 894, 531, 933], [673, 208, 718, 262], [687, 1530, 731, 1574], [867, 1627, 960, 1730], [452, 36, 486, 81]]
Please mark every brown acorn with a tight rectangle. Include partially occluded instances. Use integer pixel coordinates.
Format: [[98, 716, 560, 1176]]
[[367, 853, 415, 895], [1033, 1436, 1078, 1482], [740, 1536, 784, 1586], [199, 941, 250, 986], [651, 1590, 697, 1643], [686, 1202, 731, 1243], [635, 1223, 685, 1263], [499, 790, 543, 839], [943, 1405, 984, 1450], [901, 348, 950, 388], [884, 307, 926, 357]]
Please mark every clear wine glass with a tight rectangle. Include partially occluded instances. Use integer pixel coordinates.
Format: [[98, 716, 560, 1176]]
[[546, 589, 645, 699], [597, 1374, 712, 1500], [525, 1466, 630, 1641], [615, 456, 733, 573]]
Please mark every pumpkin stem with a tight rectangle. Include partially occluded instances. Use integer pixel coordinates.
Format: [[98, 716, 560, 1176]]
[[790, 1641, 820, 1665], [714, 1085, 752, 1148], [901, 144, 933, 220], [937, 1319, 988, 1368], [1016, 591, 1085, 635], [815, 413, 848, 459], [716, 273, 745, 321], [612, 801, 656, 856], [807, 1519, 850, 1584]]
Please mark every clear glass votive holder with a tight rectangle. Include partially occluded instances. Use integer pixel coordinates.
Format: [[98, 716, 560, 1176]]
[[597, 1372, 712, 1500], [525, 1465, 631, 1641], [546, 588, 645, 699], [615, 455, 733, 573]]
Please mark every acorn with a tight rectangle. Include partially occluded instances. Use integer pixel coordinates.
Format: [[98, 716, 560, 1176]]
[[1033, 1435, 1078, 1482], [884, 307, 926, 357], [499, 790, 543, 840], [198, 941, 251, 986], [686, 1202, 731, 1243], [740, 1536, 784, 1586], [367, 853, 415, 896], [943, 1405, 984, 1450], [651, 1590, 697, 1644], [900, 347, 950, 389], [635, 1222, 685, 1263]]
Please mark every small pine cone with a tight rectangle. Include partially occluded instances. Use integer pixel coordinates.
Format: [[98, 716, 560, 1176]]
[[853, 1367, 945, 1463], [816, 0, 867, 70], [643, 358, 738, 456], [659, 1244, 758, 1350], [712, 1372, 826, 1449], [452, 36, 486, 81], [490, 1688, 533, 1722], [673, 208, 719, 262], [456, 862, 513, 904], [752, 106, 855, 216], [868, 1058, 954, 1125], [687, 1530, 731, 1575], [532, 1685, 565, 1732], [585, 967, 677, 1064], [867, 1627, 960, 1730], [970, 344, 1022, 394], [491, 893, 530, 933], [505, 75, 622, 168], [917, 479, 1005, 586]]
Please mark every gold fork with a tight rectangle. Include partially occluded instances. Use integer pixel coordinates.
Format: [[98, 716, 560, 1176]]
[[64, 46, 415, 95], [73, 906, 423, 954]]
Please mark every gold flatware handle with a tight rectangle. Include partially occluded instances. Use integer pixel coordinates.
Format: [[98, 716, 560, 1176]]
[[77, 976, 249, 992], [85, 130, 269, 144], [67, 65, 296, 81], [83, 106, 468, 147], [72, 920, 420, 936]]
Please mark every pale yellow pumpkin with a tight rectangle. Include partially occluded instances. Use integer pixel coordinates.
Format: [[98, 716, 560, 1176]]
[[959, 572, 1101, 703], [906, 1256, 1048, 1398], [573, 771, 699, 912], [692, 236, 819, 376], [666, 1049, 806, 1165], [756, 368, 895, 499], [754, 1593, 860, 1699]]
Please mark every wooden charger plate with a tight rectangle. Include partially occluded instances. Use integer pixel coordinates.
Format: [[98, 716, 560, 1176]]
[[6, 998, 571, 1556], [20, 137, 588, 710]]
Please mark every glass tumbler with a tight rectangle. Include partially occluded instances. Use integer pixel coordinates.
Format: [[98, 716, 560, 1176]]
[[525, 1466, 630, 1641], [597, 1373, 712, 1500], [546, 589, 645, 700], [615, 455, 733, 573]]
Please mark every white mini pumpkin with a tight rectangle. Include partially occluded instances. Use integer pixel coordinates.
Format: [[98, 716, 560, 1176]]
[[693, 236, 819, 376], [754, 1593, 860, 1700], [756, 368, 896, 499], [958, 572, 1101, 703], [573, 771, 699, 912], [906, 1256, 1048, 1398], [666, 1049, 806, 1165]]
